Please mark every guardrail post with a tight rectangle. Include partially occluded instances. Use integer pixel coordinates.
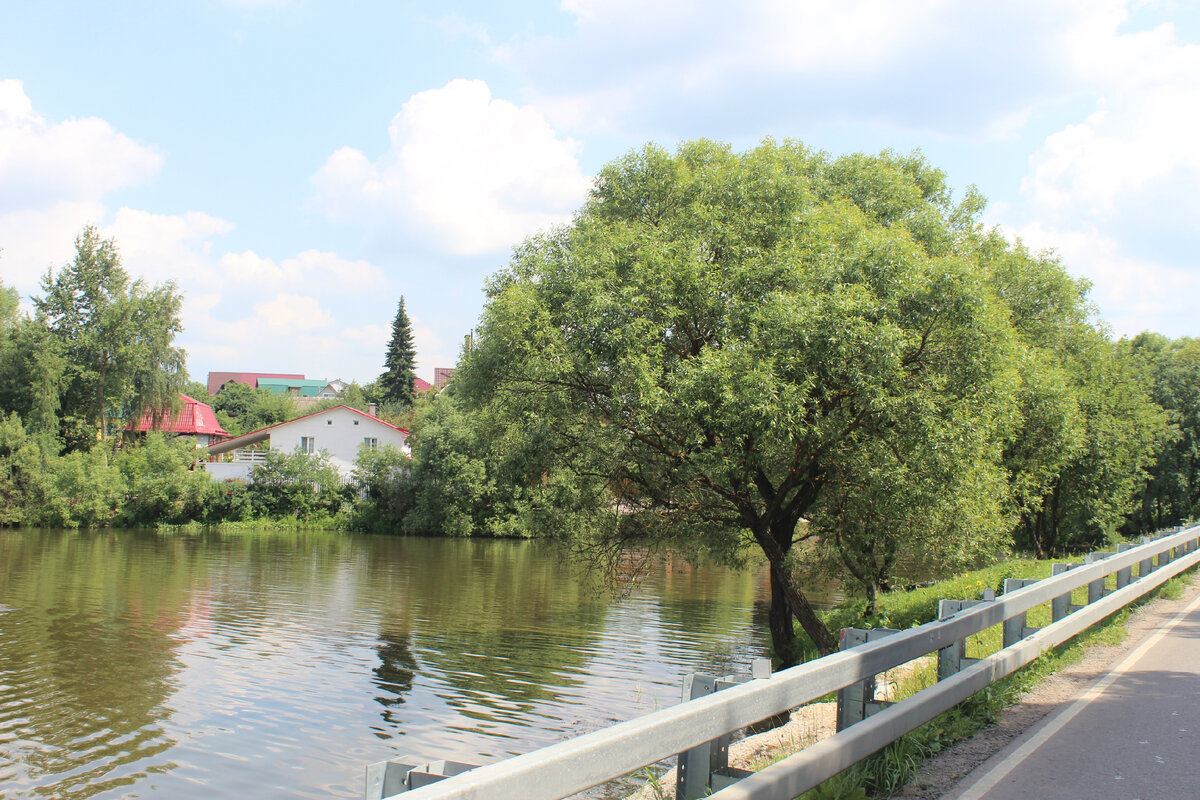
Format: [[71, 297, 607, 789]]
[[1114, 543, 1134, 589], [1050, 563, 1081, 622], [1083, 552, 1110, 604], [935, 589, 994, 681], [364, 757, 477, 798], [836, 628, 900, 731], [676, 658, 771, 800], [1158, 529, 1179, 567], [1139, 536, 1155, 577], [1001, 578, 1043, 647]]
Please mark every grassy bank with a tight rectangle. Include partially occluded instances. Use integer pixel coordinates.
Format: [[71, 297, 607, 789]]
[[156, 514, 346, 533]]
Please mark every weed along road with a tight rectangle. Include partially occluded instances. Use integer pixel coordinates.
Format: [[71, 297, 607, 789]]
[[942, 587, 1200, 800]]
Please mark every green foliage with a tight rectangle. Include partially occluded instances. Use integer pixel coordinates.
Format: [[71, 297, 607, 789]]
[[821, 559, 1046, 634], [402, 389, 508, 537], [182, 379, 211, 400], [212, 384, 295, 436], [985, 245, 1168, 556], [1125, 334, 1200, 532], [0, 281, 18, 331], [1010, 331, 1168, 555], [34, 225, 187, 447], [379, 296, 418, 408], [33, 448, 125, 528], [0, 412, 44, 526], [337, 381, 370, 412], [247, 448, 349, 519], [452, 139, 1045, 661], [204, 480, 255, 523], [113, 432, 214, 526], [211, 380, 255, 418], [345, 443, 414, 532]]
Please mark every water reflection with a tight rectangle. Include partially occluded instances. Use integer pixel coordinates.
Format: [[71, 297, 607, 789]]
[[373, 631, 417, 727], [0, 529, 776, 799]]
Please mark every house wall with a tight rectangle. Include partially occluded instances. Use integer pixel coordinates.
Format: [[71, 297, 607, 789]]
[[268, 406, 408, 476]]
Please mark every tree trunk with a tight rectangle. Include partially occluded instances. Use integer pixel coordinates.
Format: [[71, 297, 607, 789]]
[[753, 524, 838, 664], [767, 570, 801, 666]]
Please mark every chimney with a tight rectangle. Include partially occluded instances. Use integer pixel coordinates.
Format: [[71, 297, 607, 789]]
[[368, 402, 377, 417]]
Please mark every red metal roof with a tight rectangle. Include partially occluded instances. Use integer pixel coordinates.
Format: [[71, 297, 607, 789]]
[[129, 394, 230, 437]]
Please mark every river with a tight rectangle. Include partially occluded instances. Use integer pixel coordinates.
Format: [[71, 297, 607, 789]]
[[0, 529, 835, 799]]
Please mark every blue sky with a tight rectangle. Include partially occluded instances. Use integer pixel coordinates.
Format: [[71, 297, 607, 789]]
[[2, 0, 1198, 386]]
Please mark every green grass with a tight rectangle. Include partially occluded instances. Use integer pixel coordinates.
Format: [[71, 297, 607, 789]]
[[791, 561, 1197, 800]]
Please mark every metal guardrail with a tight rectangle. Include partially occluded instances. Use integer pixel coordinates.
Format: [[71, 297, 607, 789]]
[[369, 526, 1200, 800]]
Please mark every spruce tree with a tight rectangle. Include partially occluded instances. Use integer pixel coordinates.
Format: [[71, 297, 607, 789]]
[[379, 296, 417, 407]]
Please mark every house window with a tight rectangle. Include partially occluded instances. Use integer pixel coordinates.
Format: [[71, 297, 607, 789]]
[[363, 437, 378, 450], [326, 419, 333, 425], [300, 436, 315, 454], [353, 420, 359, 426]]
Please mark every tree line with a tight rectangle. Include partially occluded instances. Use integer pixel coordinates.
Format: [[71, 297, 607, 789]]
[[386, 140, 1197, 663], [3, 142, 1199, 665], [0, 226, 419, 528]]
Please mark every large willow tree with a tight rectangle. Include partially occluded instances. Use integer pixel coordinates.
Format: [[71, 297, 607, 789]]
[[455, 140, 1036, 664]]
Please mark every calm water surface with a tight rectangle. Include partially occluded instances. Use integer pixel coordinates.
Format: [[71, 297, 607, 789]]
[[0, 529, 811, 799]]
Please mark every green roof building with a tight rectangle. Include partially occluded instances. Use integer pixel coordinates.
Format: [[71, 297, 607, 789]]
[[256, 378, 329, 397]]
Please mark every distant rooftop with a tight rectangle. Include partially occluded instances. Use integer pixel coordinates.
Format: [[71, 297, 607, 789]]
[[256, 378, 330, 397], [127, 394, 230, 438], [208, 371, 305, 396]]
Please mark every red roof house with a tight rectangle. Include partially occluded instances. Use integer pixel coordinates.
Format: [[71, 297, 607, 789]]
[[414, 377, 433, 393], [128, 394, 230, 447]]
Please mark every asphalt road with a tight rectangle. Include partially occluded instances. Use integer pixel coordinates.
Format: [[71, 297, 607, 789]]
[[942, 588, 1200, 800]]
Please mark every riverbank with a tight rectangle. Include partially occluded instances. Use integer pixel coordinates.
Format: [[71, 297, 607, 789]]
[[629, 559, 1199, 800]]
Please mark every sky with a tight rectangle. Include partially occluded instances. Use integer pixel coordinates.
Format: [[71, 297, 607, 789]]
[[1, 0, 1198, 387]]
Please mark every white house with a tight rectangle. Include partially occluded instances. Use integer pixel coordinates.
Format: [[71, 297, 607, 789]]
[[201, 405, 409, 481], [317, 379, 349, 398]]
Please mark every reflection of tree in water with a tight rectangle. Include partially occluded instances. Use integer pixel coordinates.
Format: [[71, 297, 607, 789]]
[[373, 630, 417, 727]]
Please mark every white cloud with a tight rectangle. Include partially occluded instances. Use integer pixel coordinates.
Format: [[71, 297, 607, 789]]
[[310, 78, 592, 255], [1023, 32, 1200, 221], [0, 77, 405, 385], [218, 248, 385, 291], [253, 294, 334, 330], [0, 79, 161, 213], [104, 208, 235, 286], [1014, 222, 1200, 338], [183, 292, 393, 383], [497, 0, 1104, 139], [0, 200, 105, 292], [999, 4, 1200, 338]]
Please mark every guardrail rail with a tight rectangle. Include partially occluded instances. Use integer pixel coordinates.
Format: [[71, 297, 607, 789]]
[[366, 526, 1200, 800]]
